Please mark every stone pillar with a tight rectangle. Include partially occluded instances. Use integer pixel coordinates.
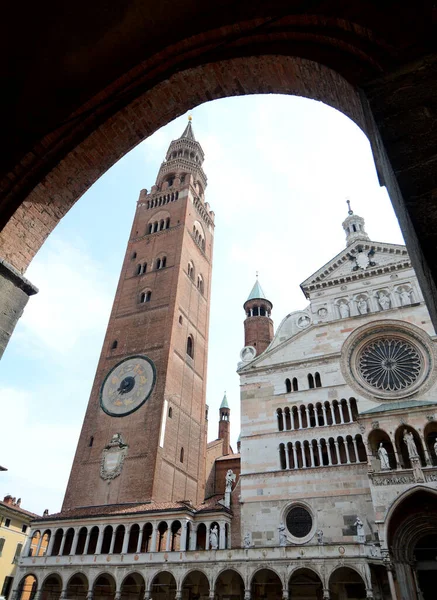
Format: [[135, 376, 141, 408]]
[[298, 409, 303, 429], [344, 440, 352, 464], [109, 530, 116, 554], [285, 446, 290, 470], [70, 528, 80, 556], [292, 444, 298, 469], [114, 592, 121, 600], [58, 531, 67, 556], [208, 590, 214, 600], [219, 523, 226, 549], [330, 404, 336, 425], [305, 407, 311, 428], [282, 589, 288, 600], [86, 591, 93, 600], [333, 441, 340, 464], [60, 590, 67, 600], [136, 526, 144, 554], [244, 590, 251, 600], [122, 526, 130, 553], [323, 590, 330, 600], [23, 534, 33, 557], [96, 528, 104, 554], [339, 404, 345, 425], [326, 442, 333, 466], [309, 443, 315, 467], [143, 590, 151, 600], [189, 525, 197, 551], [47, 533, 55, 557], [165, 523, 172, 552], [317, 441, 323, 465], [83, 529, 91, 555], [322, 404, 328, 426], [180, 521, 188, 551], [0, 258, 38, 359], [352, 439, 359, 463], [345, 399, 353, 422], [151, 524, 158, 552]]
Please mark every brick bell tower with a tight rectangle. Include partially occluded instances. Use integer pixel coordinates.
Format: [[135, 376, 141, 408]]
[[243, 277, 273, 355], [63, 117, 214, 510]]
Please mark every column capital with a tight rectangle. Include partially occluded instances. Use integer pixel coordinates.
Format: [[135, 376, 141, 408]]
[[322, 590, 330, 600], [244, 589, 251, 600], [175, 591, 182, 600], [86, 591, 93, 600]]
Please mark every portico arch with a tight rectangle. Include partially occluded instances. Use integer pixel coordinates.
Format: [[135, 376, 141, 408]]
[[251, 568, 282, 600], [214, 569, 245, 600], [181, 570, 209, 600], [288, 568, 323, 599], [150, 572, 176, 600], [66, 574, 88, 600], [328, 567, 366, 599], [120, 573, 145, 600], [40, 574, 62, 600], [93, 574, 116, 600], [16, 574, 38, 600]]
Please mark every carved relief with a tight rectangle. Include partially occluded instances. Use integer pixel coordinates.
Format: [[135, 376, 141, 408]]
[[100, 433, 128, 481], [397, 285, 413, 306], [337, 299, 350, 319], [376, 290, 391, 311], [356, 295, 369, 315]]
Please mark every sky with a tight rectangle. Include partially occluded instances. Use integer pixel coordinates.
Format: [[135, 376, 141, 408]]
[[0, 94, 405, 515]]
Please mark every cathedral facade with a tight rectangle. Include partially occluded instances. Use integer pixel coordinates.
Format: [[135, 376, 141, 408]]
[[11, 124, 437, 600]]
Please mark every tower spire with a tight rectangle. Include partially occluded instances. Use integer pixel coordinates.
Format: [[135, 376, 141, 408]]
[[243, 278, 274, 355], [342, 200, 370, 246], [218, 391, 231, 456]]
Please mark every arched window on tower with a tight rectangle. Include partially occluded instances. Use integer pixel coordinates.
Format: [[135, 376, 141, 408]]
[[315, 372, 322, 388], [186, 336, 194, 359], [148, 224, 153, 234], [155, 258, 161, 270], [197, 275, 204, 295], [136, 264, 142, 275], [162, 256, 167, 268], [180, 448, 184, 463], [142, 262, 147, 274], [188, 262, 194, 280], [292, 378, 299, 392], [285, 378, 292, 393], [308, 373, 315, 389], [111, 340, 118, 350], [165, 218, 170, 229]]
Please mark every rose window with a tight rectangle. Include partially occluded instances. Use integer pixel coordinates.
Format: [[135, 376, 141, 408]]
[[358, 338, 422, 392]]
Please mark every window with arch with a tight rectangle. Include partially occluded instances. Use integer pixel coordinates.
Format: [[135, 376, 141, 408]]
[[136, 264, 142, 275], [89, 436, 94, 447], [111, 340, 118, 350], [165, 217, 170, 229], [131, 252, 137, 260], [197, 274, 204, 294], [188, 262, 194, 280], [168, 407, 172, 418], [292, 377, 299, 392], [285, 378, 292, 393], [180, 447, 184, 463], [140, 291, 152, 303], [155, 258, 161, 270], [315, 372, 322, 388], [186, 335, 194, 359], [308, 373, 315, 389], [179, 315, 183, 325]]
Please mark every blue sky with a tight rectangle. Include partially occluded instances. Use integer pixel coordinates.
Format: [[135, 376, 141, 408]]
[[0, 94, 404, 515]]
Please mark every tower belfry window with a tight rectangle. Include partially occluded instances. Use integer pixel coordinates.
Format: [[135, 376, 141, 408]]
[[186, 335, 194, 358]]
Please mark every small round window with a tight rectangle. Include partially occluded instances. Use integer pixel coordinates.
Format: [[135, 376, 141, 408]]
[[286, 506, 312, 538]]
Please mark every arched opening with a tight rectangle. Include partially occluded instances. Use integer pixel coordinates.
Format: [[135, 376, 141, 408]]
[[120, 574, 145, 600], [308, 373, 314, 389], [186, 335, 194, 358], [285, 378, 291, 393], [39, 531, 51, 556], [93, 574, 116, 600], [157, 521, 168, 552], [251, 569, 282, 600], [170, 520, 182, 551], [28, 531, 41, 557], [284, 407, 291, 430], [215, 569, 244, 600], [127, 524, 140, 553], [355, 434, 367, 463], [387, 489, 437, 600], [151, 572, 176, 600], [289, 568, 323, 599], [50, 529, 63, 556], [329, 567, 366, 599], [181, 570, 209, 600], [62, 527, 75, 555], [101, 525, 113, 554], [424, 421, 437, 465], [277, 408, 283, 432], [196, 523, 207, 550], [394, 425, 426, 468], [87, 526, 99, 554], [113, 525, 125, 553], [41, 574, 62, 600], [314, 372, 322, 388], [17, 575, 37, 600], [180, 447, 184, 463], [66, 574, 88, 600], [292, 378, 298, 392], [141, 523, 153, 552], [368, 428, 397, 470], [75, 527, 87, 555]]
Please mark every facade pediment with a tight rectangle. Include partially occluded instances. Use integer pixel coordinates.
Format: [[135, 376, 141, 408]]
[[300, 240, 410, 297]]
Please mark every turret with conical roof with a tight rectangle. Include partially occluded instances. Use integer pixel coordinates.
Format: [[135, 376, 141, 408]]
[[342, 200, 370, 246], [218, 392, 231, 456], [243, 276, 274, 355]]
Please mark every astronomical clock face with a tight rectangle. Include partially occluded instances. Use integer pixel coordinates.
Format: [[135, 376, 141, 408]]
[[100, 355, 156, 417]]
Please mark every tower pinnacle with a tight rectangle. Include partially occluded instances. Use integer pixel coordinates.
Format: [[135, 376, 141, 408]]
[[342, 200, 370, 246], [243, 278, 274, 354]]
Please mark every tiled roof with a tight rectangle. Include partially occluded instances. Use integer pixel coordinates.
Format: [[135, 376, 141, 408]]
[[0, 501, 39, 519], [360, 399, 437, 415], [34, 496, 227, 523], [216, 453, 240, 461]]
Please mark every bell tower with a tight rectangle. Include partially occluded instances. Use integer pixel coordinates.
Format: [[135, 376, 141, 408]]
[[63, 118, 214, 509], [243, 277, 274, 355]]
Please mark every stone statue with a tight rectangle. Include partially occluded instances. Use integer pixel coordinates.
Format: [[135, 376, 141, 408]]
[[377, 292, 391, 310], [357, 298, 368, 315], [434, 440, 437, 459], [243, 533, 251, 548], [209, 525, 218, 550], [403, 429, 419, 459], [225, 469, 236, 492], [377, 443, 390, 470], [339, 301, 350, 318], [400, 288, 411, 306], [354, 517, 365, 543], [278, 523, 287, 547], [316, 529, 323, 544]]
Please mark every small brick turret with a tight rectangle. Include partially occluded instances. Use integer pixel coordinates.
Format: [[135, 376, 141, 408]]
[[218, 392, 231, 456], [243, 278, 274, 355]]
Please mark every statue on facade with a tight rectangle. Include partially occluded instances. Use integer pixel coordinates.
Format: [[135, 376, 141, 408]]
[[225, 469, 236, 492], [357, 298, 368, 315], [339, 301, 350, 318], [434, 440, 437, 459], [209, 525, 218, 550], [403, 429, 419, 459], [377, 292, 391, 310], [278, 523, 287, 546], [354, 517, 365, 543], [377, 443, 390, 470], [400, 288, 411, 306], [243, 533, 251, 549], [316, 529, 324, 544]]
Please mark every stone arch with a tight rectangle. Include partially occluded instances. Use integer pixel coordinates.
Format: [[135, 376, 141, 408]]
[[288, 567, 323, 598], [66, 573, 89, 600], [93, 573, 116, 600], [150, 571, 176, 600], [394, 424, 426, 468], [250, 568, 282, 600], [214, 569, 245, 599], [181, 570, 209, 600], [368, 428, 397, 470], [40, 573, 63, 600], [328, 566, 366, 599], [120, 573, 145, 600], [424, 420, 437, 465], [16, 574, 38, 600]]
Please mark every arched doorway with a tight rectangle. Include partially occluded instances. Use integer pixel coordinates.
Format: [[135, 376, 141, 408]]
[[40, 575, 62, 600], [289, 568, 323, 599], [66, 574, 88, 600], [120, 574, 145, 600], [387, 488, 437, 600], [251, 569, 282, 600], [150, 572, 176, 600], [181, 571, 209, 600], [215, 569, 244, 600], [93, 574, 116, 600], [329, 567, 366, 599], [16, 574, 37, 600]]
